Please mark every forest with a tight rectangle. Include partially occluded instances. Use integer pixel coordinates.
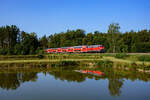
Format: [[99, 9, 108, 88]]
[[0, 23, 150, 55]]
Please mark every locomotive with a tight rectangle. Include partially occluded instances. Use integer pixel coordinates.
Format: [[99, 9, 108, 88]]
[[45, 45, 104, 53]]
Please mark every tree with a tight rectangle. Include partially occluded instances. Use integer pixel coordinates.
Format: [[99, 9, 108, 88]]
[[0, 24, 150, 55], [39, 35, 48, 49], [82, 33, 93, 45], [107, 23, 121, 53], [21, 32, 38, 54]]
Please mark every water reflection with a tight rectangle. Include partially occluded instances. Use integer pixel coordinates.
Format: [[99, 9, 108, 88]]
[[75, 70, 104, 76], [0, 67, 150, 97], [108, 77, 124, 96], [48, 70, 86, 83], [0, 72, 38, 90]]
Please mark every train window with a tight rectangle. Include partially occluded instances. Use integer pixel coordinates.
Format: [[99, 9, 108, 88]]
[[88, 45, 94, 48], [87, 45, 103, 48], [98, 45, 103, 47], [93, 45, 97, 47], [74, 46, 82, 48]]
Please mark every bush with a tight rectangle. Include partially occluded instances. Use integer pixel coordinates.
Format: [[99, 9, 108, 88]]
[[129, 62, 137, 70], [97, 60, 113, 67], [115, 53, 129, 59], [60, 61, 80, 66], [138, 55, 150, 62], [0, 48, 8, 55], [38, 55, 44, 59], [51, 61, 80, 67]]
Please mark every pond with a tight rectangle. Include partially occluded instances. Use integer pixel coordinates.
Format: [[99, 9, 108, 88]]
[[0, 67, 150, 100]]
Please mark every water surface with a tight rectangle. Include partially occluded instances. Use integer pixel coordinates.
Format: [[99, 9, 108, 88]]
[[0, 68, 150, 100]]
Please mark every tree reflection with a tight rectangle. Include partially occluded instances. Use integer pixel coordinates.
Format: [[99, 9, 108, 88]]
[[108, 78, 123, 96], [97, 67, 150, 96], [48, 70, 86, 82], [0, 72, 38, 90], [20, 72, 38, 82], [0, 66, 150, 97], [0, 73, 20, 90], [106, 69, 124, 96]]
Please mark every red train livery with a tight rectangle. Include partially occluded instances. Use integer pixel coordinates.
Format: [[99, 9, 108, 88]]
[[45, 45, 104, 53]]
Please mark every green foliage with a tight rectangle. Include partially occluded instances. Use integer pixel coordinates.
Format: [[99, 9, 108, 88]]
[[0, 24, 150, 55], [36, 47, 45, 55], [97, 60, 113, 67], [51, 61, 80, 67], [0, 48, 8, 55], [21, 32, 39, 55], [119, 44, 128, 53], [38, 55, 44, 59], [49, 29, 85, 48], [0, 25, 19, 49], [107, 23, 120, 53], [138, 55, 150, 62], [115, 53, 129, 59], [136, 42, 150, 53], [14, 43, 22, 55], [39, 35, 48, 49]]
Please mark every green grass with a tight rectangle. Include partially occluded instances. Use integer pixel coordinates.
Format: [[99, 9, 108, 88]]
[[97, 60, 113, 67], [1, 54, 150, 71], [115, 53, 129, 59]]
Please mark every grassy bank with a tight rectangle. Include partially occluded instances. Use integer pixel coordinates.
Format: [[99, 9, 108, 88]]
[[0, 53, 150, 72], [0, 53, 150, 64]]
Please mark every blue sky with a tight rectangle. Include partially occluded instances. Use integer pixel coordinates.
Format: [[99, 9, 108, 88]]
[[0, 0, 150, 37]]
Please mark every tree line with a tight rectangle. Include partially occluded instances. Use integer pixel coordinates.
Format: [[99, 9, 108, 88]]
[[0, 23, 150, 55]]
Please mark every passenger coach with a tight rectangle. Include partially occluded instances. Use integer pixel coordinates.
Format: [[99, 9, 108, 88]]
[[45, 45, 104, 53]]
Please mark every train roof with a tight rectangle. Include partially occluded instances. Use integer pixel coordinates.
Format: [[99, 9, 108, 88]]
[[73, 46, 83, 48]]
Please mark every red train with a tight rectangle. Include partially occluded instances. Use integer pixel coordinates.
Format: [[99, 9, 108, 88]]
[[45, 45, 104, 53]]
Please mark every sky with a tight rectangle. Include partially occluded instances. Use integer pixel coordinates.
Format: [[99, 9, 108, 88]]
[[0, 0, 150, 37]]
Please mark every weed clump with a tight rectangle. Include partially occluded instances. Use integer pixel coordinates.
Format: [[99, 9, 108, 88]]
[[51, 61, 80, 67], [97, 60, 113, 67], [115, 53, 129, 59]]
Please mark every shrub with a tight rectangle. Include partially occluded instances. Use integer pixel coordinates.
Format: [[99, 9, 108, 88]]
[[143, 65, 150, 70], [115, 53, 129, 59], [0, 48, 8, 55], [129, 62, 137, 70], [99, 55, 103, 58], [97, 60, 113, 67], [38, 55, 44, 59], [138, 55, 150, 62], [60, 61, 80, 66], [51, 61, 80, 67]]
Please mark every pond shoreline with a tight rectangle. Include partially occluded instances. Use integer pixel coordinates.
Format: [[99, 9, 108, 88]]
[[0, 54, 150, 73]]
